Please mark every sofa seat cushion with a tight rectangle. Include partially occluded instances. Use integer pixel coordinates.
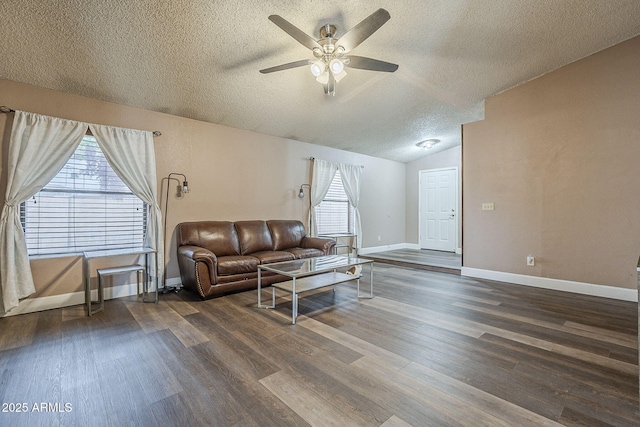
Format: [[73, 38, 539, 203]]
[[217, 270, 279, 284], [251, 251, 295, 264], [217, 255, 260, 275], [285, 247, 325, 259]]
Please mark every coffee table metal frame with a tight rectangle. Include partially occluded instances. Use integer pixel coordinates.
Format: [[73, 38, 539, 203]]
[[257, 255, 373, 324]]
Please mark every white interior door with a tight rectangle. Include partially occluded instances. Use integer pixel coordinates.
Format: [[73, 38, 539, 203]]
[[419, 168, 458, 252]]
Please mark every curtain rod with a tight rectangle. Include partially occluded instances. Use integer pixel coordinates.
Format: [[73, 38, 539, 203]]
[[0, 106, 162, 136], [308, 156, 364, 169]]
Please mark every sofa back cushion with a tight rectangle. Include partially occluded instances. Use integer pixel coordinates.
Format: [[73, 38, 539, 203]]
[[235, 220, 274, 254], [268, 220, 306, 251], [176, 221, 240, 256]]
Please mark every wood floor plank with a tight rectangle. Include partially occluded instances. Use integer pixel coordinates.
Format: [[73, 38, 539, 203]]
[[564, 320, 638, 342], [154, 330, 258, 426], [297, 315, 410, 370], [165, 300, 200, 316], [380, 415, 414, 427], [399, 361, 564, 427], [61, 304, 87, 322], [482, 333, 636, 400], [361, 296, 487, 338], [0, 311, 38, 351], [260, 370, 363, 427], [350, 356, 523, 427], [375, 276, 503, 307], [95, 355, 160, 427], [1, 262, 638, 426], [364, 295, 637, 376], [184, 312, 282, 381], [486, 329, 636, 375], [453, 301, 637, 349], [124, 300, 209, 347], [150, 392, 229, 427]]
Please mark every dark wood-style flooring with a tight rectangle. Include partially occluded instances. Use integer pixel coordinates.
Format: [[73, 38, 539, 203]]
[[0, 263, 638, 426], [363, 249, 462, 274]]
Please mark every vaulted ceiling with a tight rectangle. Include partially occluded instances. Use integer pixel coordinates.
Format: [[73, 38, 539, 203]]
[[1, 1, 639, 162]]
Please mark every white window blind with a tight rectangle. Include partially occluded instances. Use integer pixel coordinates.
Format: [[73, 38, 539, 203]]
[[316, 170, 354, 235], [21, 135, 147, 256]]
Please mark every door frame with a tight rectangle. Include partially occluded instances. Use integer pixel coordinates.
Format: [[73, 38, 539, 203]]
[[418, 167, 460, 253]]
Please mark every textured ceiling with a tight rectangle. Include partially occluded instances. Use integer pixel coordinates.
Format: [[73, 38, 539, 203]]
[[1, 1, 639, 163]]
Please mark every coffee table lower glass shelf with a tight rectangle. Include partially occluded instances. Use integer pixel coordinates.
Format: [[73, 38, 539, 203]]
[[257, 255, 373, 324]]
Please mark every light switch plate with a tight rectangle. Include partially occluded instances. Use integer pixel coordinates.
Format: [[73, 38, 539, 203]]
[[482, 202, 494, 211]]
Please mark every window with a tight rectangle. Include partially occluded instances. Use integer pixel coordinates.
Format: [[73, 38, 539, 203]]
[[21, 135, 147, 256], [316, 170, 355, 235]]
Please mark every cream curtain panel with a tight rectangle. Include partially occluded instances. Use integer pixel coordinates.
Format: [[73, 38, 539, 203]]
[[309, 158, 363, 245], [89, 124, 163, 288], [309, 159, 338, 237], [0, 111, 162, 314], [0, 112, 86, 313], [338, 162, 362, 249]]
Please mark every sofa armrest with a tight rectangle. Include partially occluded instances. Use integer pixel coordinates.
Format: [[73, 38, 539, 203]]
[[300, 236, 336, 255], [178, 245, 218, 285]]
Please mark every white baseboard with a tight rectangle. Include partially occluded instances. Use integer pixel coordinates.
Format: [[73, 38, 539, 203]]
[[2, 277, 184, 317], [359, 243, 462, 255], [461, 267, 637, 302], [358, 243, 419, 255]]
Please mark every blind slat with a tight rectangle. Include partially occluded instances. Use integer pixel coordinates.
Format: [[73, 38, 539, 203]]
[[316, 171, 355, 235], [22, 136, 147, 256]]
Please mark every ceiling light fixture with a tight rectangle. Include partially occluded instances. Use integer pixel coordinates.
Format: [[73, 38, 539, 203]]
[[315, 71, 329, 85], [329, 58, 345, 74], [308, 57, 347, 95], [416, 139, 440, 149], [260, 9, 399, 96], [310, 60, 325, 77]]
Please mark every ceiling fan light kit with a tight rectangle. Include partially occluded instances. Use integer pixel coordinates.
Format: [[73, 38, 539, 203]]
[[329, 58, 345, 74], [260, 8, 399, 96], [310, 61, 325, 77]]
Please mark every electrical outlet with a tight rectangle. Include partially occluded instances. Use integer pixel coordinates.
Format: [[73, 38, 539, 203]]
[[377, 235, 381, 241], [482, 202, 494, 211], [527, 255, 535, 266]]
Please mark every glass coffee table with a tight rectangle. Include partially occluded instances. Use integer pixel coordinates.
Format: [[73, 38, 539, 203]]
[[257, 255, 374, 324]]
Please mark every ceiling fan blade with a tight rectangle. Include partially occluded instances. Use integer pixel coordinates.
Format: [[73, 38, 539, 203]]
[[345, 55, 398, 72], [336, 8, 391, 52], [268, 15, 322, 51], [259, 59, 310, 74]]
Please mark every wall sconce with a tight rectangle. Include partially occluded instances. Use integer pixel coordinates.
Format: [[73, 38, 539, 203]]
[[298, 184, 311, 198], [162, 173, 190, 292]]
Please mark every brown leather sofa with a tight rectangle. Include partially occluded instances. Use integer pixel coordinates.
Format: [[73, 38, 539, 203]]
[[176, 220, 336, 299]]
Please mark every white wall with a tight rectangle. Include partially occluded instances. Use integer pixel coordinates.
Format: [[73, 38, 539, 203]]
[[404, 145, 462, 248]]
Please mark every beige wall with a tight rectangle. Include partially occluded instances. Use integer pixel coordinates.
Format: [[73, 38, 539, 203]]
[[0, 79, 405, 300], [405, 145, 462, 247], [462, 36, 640, 289]]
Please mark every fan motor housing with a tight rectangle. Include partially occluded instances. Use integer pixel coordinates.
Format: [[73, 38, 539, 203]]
[[319, 24, 337, 39]]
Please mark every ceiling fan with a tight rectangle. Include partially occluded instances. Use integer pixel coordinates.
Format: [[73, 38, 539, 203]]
[[259, 8, 399, 96]]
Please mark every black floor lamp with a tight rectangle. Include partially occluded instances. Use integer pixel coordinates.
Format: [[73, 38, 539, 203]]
[[298, 184, 312, 231], [162, 173, 189, 292]]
